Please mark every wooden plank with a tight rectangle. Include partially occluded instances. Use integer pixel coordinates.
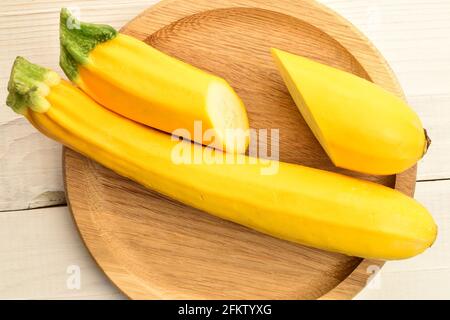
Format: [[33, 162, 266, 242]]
[[413, 95, 450, 181], [0, 206, 124, 299], [0, 118, 65, 211], [0, 0, 158, 211], [323, 0, 450, 97], [1, 0, 450, 211], [356, 268, 450, 300]]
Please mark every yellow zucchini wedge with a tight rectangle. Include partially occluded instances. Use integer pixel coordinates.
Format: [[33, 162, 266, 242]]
[[271, 48, 429, 175], [6, 57, 437, 260], [59, 8, 249, 153]]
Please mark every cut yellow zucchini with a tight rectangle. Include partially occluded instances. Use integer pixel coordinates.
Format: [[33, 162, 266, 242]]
[[271, 48, 429, 175], [59, 8, 249, 153]]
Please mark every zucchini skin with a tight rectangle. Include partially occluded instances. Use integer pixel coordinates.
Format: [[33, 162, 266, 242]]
[[7, 58, 437, 260]]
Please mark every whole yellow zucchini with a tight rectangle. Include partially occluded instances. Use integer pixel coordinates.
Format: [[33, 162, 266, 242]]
[[6, 57, 437, 260], [271, 48, 429, 175], [59, 8, 249, 153]]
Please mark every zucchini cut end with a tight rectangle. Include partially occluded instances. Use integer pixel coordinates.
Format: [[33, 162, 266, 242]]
[[206, 80, 249, 154]]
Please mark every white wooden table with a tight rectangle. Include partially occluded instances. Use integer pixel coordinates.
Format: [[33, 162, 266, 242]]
[[1, 0, 449, 300]]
